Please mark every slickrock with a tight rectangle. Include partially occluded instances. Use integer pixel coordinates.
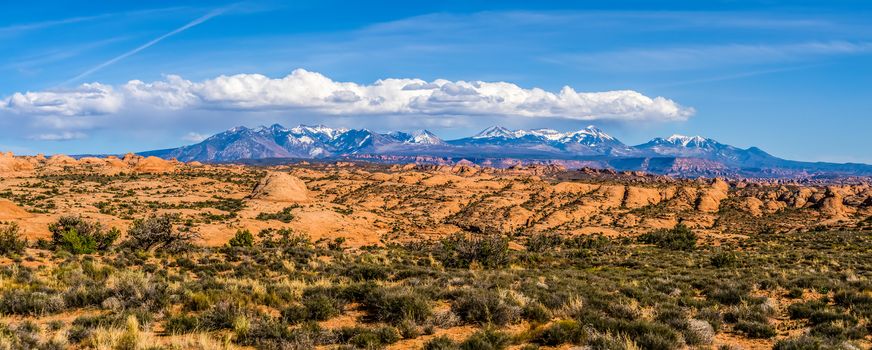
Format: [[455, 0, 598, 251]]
[[0, 152, 35, 173], [0, 199, 31, 219], [739, 197, 765, 217], [47, 154, 78, 166], [696, 178, 729, 212], [249, 172, 309, 202], [132, 156, 177, 173], [623, 186, 663, 209], [818, 186, 848, 218]]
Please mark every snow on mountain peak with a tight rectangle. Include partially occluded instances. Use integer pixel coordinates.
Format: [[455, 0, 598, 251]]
[[408, 130, 444, 144], [473, 126, 514, 139], [227, 126, 249, 133], [290, 124, 348, 139], [471, 125, 616, 144], [665, 134, 708, 146], [565, 125, 614, 140]]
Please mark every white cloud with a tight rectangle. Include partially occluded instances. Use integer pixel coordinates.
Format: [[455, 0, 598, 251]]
[[3, 83, 123, 116], [181, 132, 209, 142], [2, 69, 694, 122], [29, 131, 87, 141]]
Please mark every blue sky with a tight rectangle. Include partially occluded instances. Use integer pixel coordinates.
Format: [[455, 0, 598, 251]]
[[1, 0, 871, 163]]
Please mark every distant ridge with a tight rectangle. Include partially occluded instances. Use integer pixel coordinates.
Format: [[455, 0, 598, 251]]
[[139, 124, 872, 178]]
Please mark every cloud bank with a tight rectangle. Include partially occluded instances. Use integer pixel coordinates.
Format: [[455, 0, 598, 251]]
[[2, 69, 693, 123]]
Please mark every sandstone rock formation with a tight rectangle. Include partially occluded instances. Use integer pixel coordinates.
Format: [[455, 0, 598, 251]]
[[46, 154, 78, 166], [0, 199, 31, 219], [249, 172, 309, 202], [818, 186, 848, 218], [696, 178, 730, 212], [623, 186, 663, 209], [132, 156, 177, 173], [739, 197, 765, 217], [0, 152, 34, 174]]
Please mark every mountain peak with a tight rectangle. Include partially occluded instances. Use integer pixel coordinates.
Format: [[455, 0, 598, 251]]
[[227, 126, 250, 133], [408, 129, 444, 145], [289, 124, 348, 139], [566, 125, 614, 140], [473, 126, 514, 139], [665, 134, 708, 146], [636, 134, 720, 149]]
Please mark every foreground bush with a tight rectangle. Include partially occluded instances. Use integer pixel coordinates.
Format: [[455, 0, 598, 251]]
[[439, 233, 510, 268], [227, 229, 254, 247], [451, 289, 520, 326], [638, 224, 697, 251], [122, 215, 196, 251], [532, 319, 584, 346], [0, 223, 27, 256], [359, 286, 432, 325], [425, 336, 458, 350], [48, 216, 119, 254], [460, 328, 511, 350]]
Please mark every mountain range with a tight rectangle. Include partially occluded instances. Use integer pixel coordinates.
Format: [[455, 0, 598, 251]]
[[140, 124, 872, 178]]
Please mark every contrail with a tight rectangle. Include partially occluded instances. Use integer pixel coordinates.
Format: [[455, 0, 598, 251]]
[[64, 7, 228, 85]]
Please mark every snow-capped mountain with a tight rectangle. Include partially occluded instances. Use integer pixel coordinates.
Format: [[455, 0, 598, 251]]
[[451, 125, 634, 156], [138, 123, 872, 177], [407, 130, 445, 145], [141, 124, 449, 162], [637, 134, 722, 152], [633, 134, 783, 167], [470, 125, 614, 144]]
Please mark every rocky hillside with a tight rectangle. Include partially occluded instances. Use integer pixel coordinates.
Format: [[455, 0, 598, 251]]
[[1, 158, 869, 244]]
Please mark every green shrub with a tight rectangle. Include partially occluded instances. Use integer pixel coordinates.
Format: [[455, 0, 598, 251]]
[[440, 233, 510, 269], [526, 233, 563, 253], [48, 216, 119, 254], [164, 314, 200, 333], [344, 263, 390, 281], [197, 302, 250, 330], [772, 336, 822, 350], [706, 283, 750, 305], [303, 294, 341, 321], [710, 249, 738, 268], [638, 224, 697, 251], [257, 228, 312, 249], [122, 215, 196, 251], [521, 302, 552, 323], [236, 317, 320, 348], [0, 223, 27, 256], [451, 290, 519, 326], [576, 310, 682, 350], [0, 289, 65, 315], [734, 320, 776, 338], [255, 206, 296, 223], [425, 336, 458, 350], [334, 325, 401, 349], [460, 328, 511, 350], [532, 319, 583, 346], [281, 304, 308, 324], [358, 287, 432, 325], [228, 229, 254, 247], [695, 308, 723, 332]]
